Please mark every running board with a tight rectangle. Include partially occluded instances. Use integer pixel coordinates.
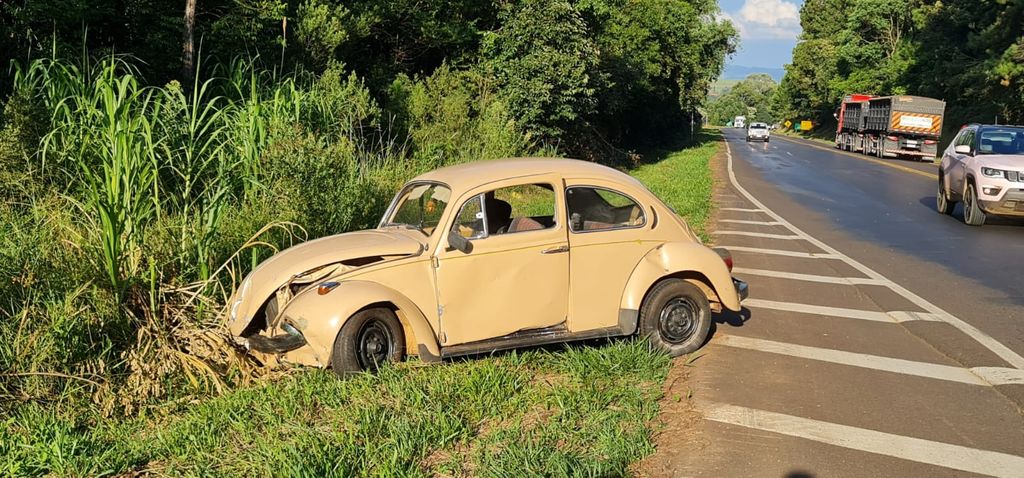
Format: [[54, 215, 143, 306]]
[[440, 325, 622, 358]]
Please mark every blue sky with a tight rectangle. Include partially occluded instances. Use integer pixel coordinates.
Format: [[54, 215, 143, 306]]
[[718, 0, 804, 70]]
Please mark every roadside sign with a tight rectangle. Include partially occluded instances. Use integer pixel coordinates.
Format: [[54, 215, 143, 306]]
[[800, 120, 813, 131], [784, 120, 792, 129]]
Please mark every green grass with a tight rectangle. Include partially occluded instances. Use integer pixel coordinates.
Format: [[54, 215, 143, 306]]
[[631, 132, 718, 242], [1, 135, 721, 477]]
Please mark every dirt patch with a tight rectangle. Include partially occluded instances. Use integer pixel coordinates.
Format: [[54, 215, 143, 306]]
[[707, 139, 729, 242], [631, 355, 707, 477]]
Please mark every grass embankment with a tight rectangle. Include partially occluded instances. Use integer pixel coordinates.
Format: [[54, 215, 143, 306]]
[[1, 136, 718, 477]]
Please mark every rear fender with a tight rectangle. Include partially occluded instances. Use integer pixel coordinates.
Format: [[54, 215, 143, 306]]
[[280, 280, 441, 366], [620, 242, 740, 323]]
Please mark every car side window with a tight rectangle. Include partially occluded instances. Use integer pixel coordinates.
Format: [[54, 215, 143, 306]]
[[452, 183, 557, 239], [566, 187, 645, 232], [956, 129, 975, 149], [452, 194, 486, 238]]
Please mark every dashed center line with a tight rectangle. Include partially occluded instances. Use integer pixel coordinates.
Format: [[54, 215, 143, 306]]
[[703, 403, 1024, 478], [733, 267, 884, 286]]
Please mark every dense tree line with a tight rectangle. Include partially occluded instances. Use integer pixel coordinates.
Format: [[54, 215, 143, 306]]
[[705, 74, 778, 125], [0, 0, 736, 152], [776, 0, 1024, 137]]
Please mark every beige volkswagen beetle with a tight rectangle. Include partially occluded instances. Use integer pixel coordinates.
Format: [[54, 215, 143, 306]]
[[227, 158, 747, 375]]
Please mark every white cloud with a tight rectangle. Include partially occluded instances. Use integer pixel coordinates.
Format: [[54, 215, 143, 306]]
[[729, 0, 801, 40]]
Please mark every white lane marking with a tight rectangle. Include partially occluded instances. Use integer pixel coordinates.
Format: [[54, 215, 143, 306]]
[[725, 140, 1024, 370], [722, 246, 841, 260], [973, 367, 1024, 386], [721, 207, 763, 212], [733, 267, 885, 286], [719, 219, 783, 226], [713, 231, 803, 240], [741, 298, 942, 323], [703, 403, 1024, 478], [717, 335, 1005, 386]]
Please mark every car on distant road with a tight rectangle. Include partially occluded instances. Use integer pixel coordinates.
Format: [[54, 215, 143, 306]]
[[937, 124, 1024, 226], [746, 122, 770, 142], [227, 158, 748, 375]]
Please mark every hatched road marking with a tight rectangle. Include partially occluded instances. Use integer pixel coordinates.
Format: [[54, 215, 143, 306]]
[[725, 140, 1024, 370], [717, 335, 1024, 387], [718, 219, 783, 226], [713, 231, 803, 240], [703, 403, 1024, 478], [721, 246, 841, 260], [720, 207, 763, 212], [732, 267, 886, 286], [742, 298, 943, 324]]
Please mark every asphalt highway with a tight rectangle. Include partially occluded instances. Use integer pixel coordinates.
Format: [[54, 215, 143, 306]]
[[654, 130, 1024, 478]]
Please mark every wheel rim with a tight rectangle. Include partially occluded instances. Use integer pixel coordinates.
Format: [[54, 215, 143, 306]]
[[937, 180, 946, 209], [658, 297, 702, 344], [356, 319, 393, 371]]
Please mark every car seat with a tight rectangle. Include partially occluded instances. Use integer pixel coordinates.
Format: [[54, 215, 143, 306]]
[[484, 196, 512, 234]]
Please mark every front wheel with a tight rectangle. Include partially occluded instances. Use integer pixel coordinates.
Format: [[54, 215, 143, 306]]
[[936, 177, 955, 215], [963, 184, 987, 226], [331, 307, 406, 377], [639, 279, 712, 357]]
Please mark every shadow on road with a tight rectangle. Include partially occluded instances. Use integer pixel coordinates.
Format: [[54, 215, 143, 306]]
[[917, 195, 1024, 227]]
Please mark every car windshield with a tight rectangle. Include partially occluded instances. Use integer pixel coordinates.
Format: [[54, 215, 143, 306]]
[[977, 127, 1024, 156], [383, 182, 451, 236], [750, 124, 767, 130]]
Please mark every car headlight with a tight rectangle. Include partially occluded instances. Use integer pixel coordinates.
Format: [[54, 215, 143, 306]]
[[981, 167, 1005, 178]]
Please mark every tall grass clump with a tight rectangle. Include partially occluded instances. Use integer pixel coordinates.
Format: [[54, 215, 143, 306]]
[[0, 53, 530, 415]]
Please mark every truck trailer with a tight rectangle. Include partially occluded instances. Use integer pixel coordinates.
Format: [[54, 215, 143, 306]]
[[836, 95, 946, 160]]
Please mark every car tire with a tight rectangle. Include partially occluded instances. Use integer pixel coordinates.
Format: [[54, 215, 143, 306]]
[[331, 307, 406, 377], [963, 184, 987, 226], [639, 279, 711, 357], [936, 176, 955, 215]]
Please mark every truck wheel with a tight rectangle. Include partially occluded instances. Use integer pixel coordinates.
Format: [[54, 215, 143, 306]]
[[963, 184, 987, 226], [640, 279, 711, 357], [331, 307, 406, 377], [936, 176, 955, 215]]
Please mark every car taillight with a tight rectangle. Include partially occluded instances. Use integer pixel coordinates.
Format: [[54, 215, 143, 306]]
[[887, 135, 899, 141], [924, 139, 937, 145], [713, 247, 733, 273]]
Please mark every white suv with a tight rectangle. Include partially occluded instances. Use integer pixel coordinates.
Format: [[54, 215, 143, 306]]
[[746, 122, 770, 142], [937, 124, 1024, 226]]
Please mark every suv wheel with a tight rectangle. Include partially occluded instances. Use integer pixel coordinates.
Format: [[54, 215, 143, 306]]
[[936, 176, 955, 215], [963, 184, 987, 226]]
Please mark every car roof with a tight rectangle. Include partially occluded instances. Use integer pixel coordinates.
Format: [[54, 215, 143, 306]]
[[410, 157, 644, 192]]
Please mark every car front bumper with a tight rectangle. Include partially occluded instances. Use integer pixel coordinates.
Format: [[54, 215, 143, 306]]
[[980, 189, 1024, 217], [240, 323, 308, 354]]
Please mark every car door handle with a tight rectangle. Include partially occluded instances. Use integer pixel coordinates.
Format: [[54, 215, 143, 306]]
[[541, 245, 569, 254]]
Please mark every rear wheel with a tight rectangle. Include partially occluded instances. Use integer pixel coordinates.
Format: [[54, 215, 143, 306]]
[[331, 307, 406, 376], [640, 279, 711, 357], [963, 184, 987, 226], [936, 176, 955, 215]]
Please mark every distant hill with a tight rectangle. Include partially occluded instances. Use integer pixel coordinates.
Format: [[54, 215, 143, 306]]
[[721, 64, 785, 82]]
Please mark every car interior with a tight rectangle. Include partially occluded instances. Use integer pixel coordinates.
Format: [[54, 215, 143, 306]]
[[566, 187, 643, 231]]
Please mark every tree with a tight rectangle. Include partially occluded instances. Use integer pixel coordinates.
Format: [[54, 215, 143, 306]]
[[707, 74, 778, 125], [183, 0, 197, 83]]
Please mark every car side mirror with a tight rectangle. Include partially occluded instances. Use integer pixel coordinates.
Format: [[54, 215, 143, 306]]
[[954, 145, 973, 155], [447, 230, 473, 254]]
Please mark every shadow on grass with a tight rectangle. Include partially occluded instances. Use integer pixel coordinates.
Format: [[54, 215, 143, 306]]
[[635, 129, 724, 168]]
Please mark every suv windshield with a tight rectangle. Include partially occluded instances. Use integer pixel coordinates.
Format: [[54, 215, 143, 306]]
[[978, 127, 1024, 156], [383, 182, 451, 236], [749, 123, 768, 130]]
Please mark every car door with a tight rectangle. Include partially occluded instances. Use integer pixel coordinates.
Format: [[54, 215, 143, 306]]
[[433, 176, 569, 346], [949, 128, 975, 196], [563, 182, 659, 333]]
